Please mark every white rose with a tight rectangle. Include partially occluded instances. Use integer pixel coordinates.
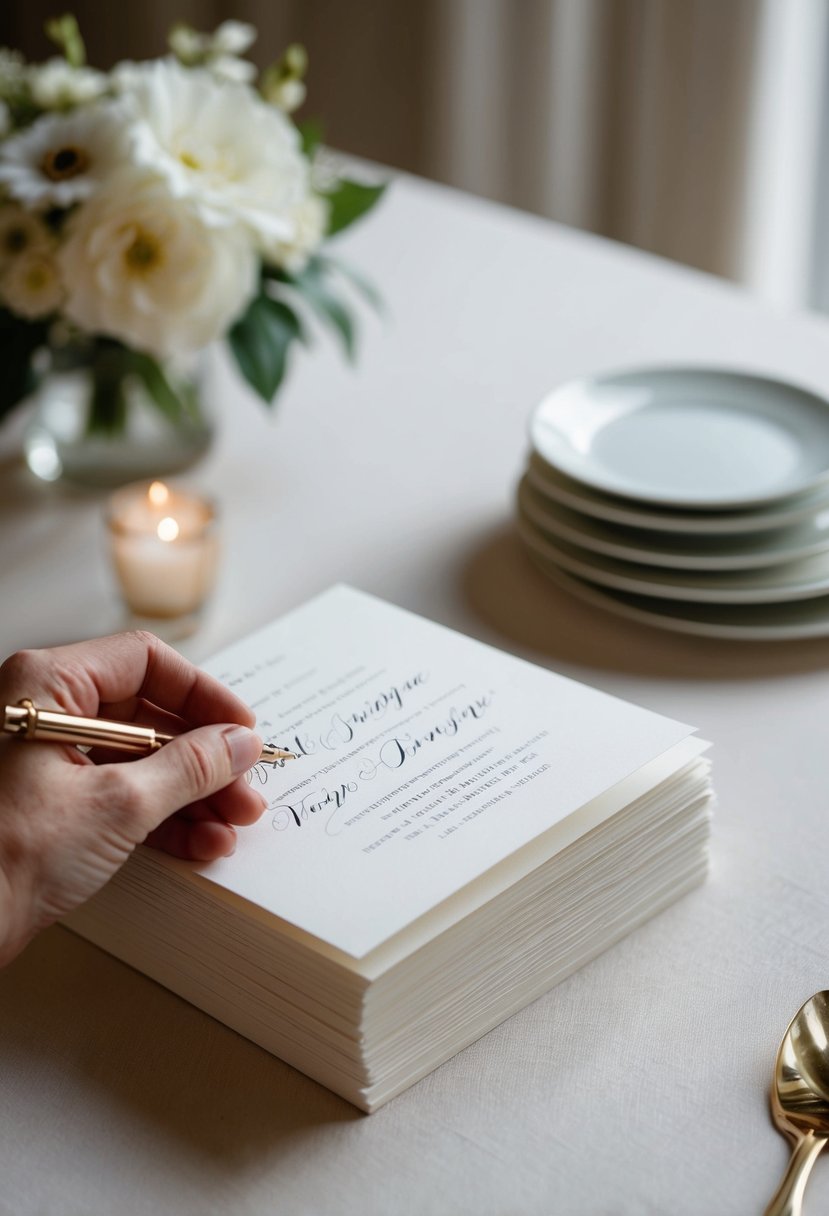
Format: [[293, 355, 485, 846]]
[[121, 60, 308, 245], [58, 169, 258, 357]]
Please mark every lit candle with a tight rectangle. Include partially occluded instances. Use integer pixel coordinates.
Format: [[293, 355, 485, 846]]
[[106, 480, 219, 627]]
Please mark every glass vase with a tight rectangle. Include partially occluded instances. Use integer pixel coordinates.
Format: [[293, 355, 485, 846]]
[[24, 341, 214, 489]]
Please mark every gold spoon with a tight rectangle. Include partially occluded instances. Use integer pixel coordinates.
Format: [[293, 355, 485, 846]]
[[765, 991, 829, 1216]]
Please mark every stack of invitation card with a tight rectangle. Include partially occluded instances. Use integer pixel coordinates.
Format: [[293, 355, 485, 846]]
[[66, 586, 713, 1111]]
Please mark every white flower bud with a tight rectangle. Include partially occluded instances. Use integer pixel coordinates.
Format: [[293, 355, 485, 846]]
[[211, 21, 257, 55], [270, 78, 306, 113], [28, 58, 108, 109], [209, 55, 258, 85], [169, 25, 207, 62]]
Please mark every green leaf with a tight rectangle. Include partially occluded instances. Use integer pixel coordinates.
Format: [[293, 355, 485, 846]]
[[316, 254, 385, 314], [124, 350, 197, 426], [228, 294, 302, 403], [324, 179, 387, 238], [298, 117, 324, 159], [286, 258, 356, 360], [86, 349, 128, 435]]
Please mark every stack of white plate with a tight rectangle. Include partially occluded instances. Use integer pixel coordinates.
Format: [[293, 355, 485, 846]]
[[517, 367, 829, 640]]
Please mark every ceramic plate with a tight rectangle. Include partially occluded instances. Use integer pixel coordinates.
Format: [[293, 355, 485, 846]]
[[517, 477, 829, 571], [527, 554, 829, 640], [525, 454, 829, 536], [517, 511, 829, 604], [529, 367, 829, 510]]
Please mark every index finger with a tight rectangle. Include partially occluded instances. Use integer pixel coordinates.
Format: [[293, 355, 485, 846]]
[[117, 632, 256, 727], [0, 632, 255, 728]]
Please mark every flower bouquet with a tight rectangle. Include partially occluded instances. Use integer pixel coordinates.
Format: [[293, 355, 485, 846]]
[[0, 16, 385, 482]]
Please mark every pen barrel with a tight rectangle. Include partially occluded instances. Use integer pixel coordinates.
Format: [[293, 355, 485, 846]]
[[3, 703, 295, 765], [28, 709, 160, 753]]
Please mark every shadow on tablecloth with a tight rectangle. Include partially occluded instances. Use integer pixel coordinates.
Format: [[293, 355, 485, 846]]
[[459, 520, 829, 679], [0, 926, 359, 1167]]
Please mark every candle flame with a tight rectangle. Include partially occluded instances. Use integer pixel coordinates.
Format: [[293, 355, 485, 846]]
[[148, 481, 169, 507], [157, 516, 180, 542]]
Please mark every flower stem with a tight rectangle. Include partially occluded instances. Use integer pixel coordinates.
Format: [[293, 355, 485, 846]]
[[86, 347, 130, 436]]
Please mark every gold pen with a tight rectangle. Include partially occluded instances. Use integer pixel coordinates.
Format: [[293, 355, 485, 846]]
[[2, 699, 297, 766]]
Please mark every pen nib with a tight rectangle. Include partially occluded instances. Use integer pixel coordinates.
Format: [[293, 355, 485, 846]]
[[259, 742, 298, 766]]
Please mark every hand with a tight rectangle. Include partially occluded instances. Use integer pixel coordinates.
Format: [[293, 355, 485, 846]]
[[0, 631, 266, 967]]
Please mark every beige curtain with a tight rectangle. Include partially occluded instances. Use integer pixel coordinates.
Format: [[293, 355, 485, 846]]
[[426, 0, 828, 308], [2, 0, 825, 308]]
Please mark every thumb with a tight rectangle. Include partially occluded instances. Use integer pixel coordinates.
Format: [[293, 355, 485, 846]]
[[129, 724, 262, 823]]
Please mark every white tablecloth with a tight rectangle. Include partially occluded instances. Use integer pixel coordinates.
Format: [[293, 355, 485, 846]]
[[3, 171, 829, 1216]]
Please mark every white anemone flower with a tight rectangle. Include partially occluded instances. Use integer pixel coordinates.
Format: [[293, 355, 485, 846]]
[[0, 103, 134, 208], [58, 168, 258, 357], [0, 203, 54, 271], [1, 247, 64, 318], [29, 57, 108, 109], [122, 60, 308, 246]]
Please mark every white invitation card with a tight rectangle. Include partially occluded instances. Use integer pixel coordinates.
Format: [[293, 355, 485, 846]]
[[198, 586, 694, 956]]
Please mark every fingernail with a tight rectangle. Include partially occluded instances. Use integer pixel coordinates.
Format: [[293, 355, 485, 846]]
[[223, 726, 262, 776], [257, 791, 269, 809]]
